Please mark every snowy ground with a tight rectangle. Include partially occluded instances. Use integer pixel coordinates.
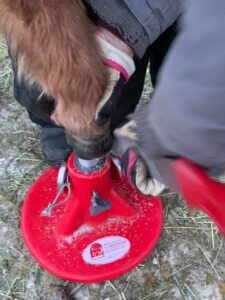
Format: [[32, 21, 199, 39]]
[[1, 37, 225, 300]]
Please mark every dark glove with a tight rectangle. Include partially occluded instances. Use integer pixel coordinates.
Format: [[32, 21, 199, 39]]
[[113, 120, 165, 197], [95, 36, 135, 125]]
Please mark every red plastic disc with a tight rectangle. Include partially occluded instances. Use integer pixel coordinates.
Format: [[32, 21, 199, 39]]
[[22, 156, 163, 283]]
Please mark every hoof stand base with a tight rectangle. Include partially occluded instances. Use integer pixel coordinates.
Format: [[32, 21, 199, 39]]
[[22, 154, 163, 283]]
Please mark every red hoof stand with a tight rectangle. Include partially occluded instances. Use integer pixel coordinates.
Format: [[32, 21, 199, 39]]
[[22, 154, 163, 283]]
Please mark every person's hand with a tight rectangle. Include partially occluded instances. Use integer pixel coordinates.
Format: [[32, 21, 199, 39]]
[[113, 120, 165, 197], [95, 30, 135, 125], [121, 147, 165, 196]]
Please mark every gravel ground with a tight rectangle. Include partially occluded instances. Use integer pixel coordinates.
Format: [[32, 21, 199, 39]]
[[0, 37, 225, 300]]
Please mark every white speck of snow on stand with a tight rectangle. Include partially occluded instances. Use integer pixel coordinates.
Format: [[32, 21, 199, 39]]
[[64, 225, 94, 245], [64, 235, 73, 245], [73, 224, 94, 238]]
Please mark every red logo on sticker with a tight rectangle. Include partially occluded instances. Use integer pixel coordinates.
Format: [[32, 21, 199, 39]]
[[90, 243, 104, 259]]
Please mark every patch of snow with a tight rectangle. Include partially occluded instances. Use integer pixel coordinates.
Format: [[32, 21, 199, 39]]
[[152, 257, 158, 265], [171, 287, 181, 299], [26, 276, 35, 290], [166, 248, 177, 268], [74, 289, 89, 300], [192, 282, 222, 300], [178, 244, 189, 255], [0, 226, 8, 234]]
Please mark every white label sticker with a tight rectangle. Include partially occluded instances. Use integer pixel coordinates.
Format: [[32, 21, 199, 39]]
[[82, 236, 130, 265]]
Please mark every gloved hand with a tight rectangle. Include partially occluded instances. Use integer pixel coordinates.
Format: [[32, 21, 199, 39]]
[[113, 120, 165, 197], [95, 36, 136, 125]]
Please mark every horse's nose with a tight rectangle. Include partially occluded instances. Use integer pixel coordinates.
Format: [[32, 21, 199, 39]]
[[65, 129, 113, 159]]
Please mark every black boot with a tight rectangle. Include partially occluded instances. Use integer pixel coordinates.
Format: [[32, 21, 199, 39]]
[[40, 125, 72, 167]]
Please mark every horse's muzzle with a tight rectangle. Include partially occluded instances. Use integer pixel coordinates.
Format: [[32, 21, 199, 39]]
[[65, 130, 113, 159]]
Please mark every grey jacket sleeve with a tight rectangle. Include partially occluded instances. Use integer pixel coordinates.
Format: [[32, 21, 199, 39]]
[[133, 0, 225, 178], [85, 0, 183, 57]]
